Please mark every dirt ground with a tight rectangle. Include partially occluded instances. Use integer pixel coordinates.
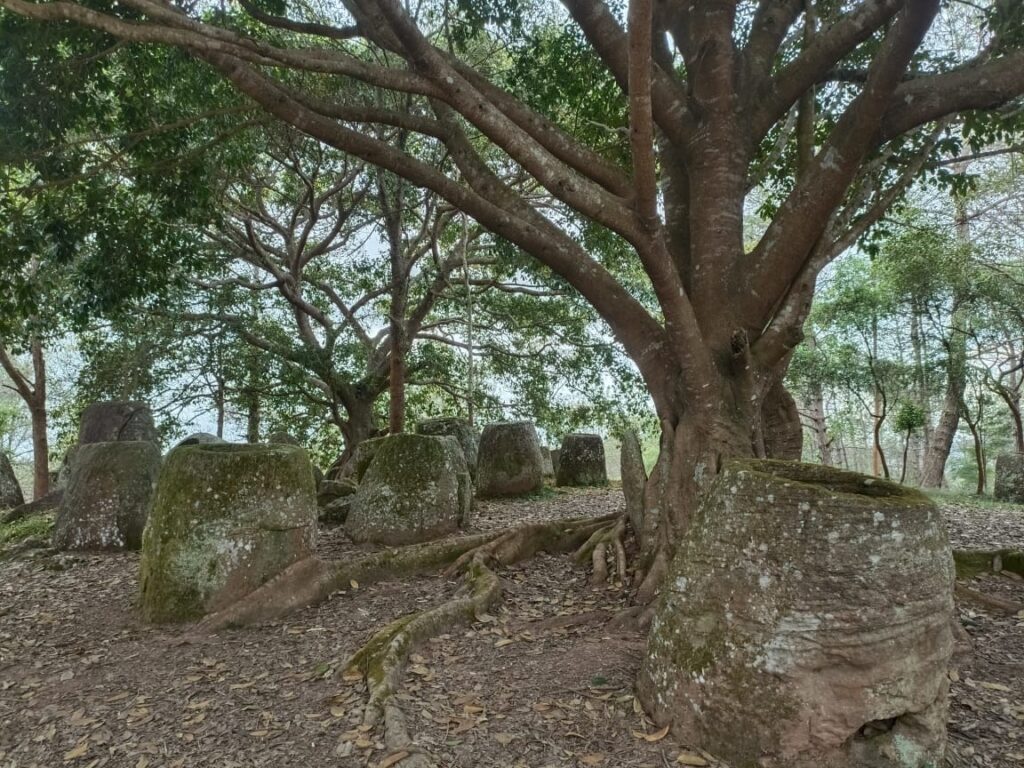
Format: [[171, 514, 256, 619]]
[[1, 487, 1022, 767]]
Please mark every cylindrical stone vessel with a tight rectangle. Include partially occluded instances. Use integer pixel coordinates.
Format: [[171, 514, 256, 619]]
[[51, 441, 162, 551], [0, 452, 24, 511], [476, 422, 545, 497], [139, 443, 317, 623], [555, 433, 607, 487], [416, 417, 479, 479], [78, 401, 158, 445], [346, 433, 469, 545], [638, 460, 954, 768], [994, 453, 1024, 504]]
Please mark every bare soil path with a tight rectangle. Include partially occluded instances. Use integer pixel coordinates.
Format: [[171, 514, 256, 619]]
[[1, 488, 1021, 767]]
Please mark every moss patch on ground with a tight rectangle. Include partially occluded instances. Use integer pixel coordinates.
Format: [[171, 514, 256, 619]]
[[0, 514, 54, 545]]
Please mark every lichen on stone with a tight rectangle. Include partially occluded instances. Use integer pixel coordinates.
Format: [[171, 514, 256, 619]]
[[139, 443, 317, 623], [638, 459, 954, 768]]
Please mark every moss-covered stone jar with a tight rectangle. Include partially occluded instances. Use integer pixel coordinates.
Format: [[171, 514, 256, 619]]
[[994, 452, 1024, 504], [139, 443, 317, 623], [345, 433, 469, 545], [638, 460, 954, 768], [555, 433, 607, 487], [476, 422, 545, 498]]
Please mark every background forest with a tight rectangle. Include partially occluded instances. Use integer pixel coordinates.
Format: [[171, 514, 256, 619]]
[[1, 3, 1022, 499]]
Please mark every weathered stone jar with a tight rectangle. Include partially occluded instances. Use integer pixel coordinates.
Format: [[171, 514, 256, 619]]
[[0, 452, 24, 511], [994, 452, 1024, 504], [139, 443, 317, 623], [416, 417, 479, 479], [476, 421, 545, 497], [556, 433, 607, 487], [51, 441, 161, 551], [346, 433, 471, 545], [638, 460, 954, 768]]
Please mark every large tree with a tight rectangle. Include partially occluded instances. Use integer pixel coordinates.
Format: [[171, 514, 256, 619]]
[[5, 0, 1024, 570]]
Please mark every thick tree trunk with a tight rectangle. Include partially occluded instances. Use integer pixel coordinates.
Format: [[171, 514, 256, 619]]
[[634, 369, 792, 590], [760, 380, 803, 460], [327, 394, 382, 479]]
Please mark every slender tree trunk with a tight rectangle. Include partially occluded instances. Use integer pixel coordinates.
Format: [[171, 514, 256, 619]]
[[214, 378, 226, 439], [963, 398, 986, 495], [1002, 393, 1024, 453], [381, 170, 408, 436], [969, 421, 985, 495], [803, 384, 832, 466], [245, 391, 260, 443], [921, 193, 971, 486], [873, 410, 890, 480], [29, 336, 48, 500], [462, 214, 475, 427], [899, 430, 911, 485], [920, 308, 967, 487]]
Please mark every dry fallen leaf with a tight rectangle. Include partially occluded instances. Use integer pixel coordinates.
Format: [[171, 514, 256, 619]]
[[632, 724, 670, 742], [494, 638, 514, 648], [376, 750, 409, 768], [979, 681, 1011, 692], [63, 741, 89, 761], [493, 732, 516, 746], [676, 753, 708, 766], [580, 754, 605, 766]]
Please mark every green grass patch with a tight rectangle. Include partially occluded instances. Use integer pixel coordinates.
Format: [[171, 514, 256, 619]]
[[925, 489, 1022, 511], [0, 514, 53, 545]]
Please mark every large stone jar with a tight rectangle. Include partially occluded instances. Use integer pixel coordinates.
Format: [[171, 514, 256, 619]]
[[476, 422, 545, 497], [416, 417, 479, 479], [0, 452, 24, 511], [555, 433, 607, 487], [51, 441, 161, 551], [139, 443, 317, 623], [78, 401, 158, 445], [638, 460, 954, 768], [346, 433, 470, 545], [994, 452, 1024, 504]]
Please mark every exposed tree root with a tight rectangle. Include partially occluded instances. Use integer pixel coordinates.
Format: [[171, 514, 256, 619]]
[[0, 535, 50, 564], [633, 546, 669, 605], [200, 515, 616, 633], [335, 513, 617, 762], [955, 583, 1024, 615], [572, 517, 628, 587], [200, 531, 502, 632], [1, 490, 62, 525], [444, 514, 616, 576], [346, 555, 501, 729]]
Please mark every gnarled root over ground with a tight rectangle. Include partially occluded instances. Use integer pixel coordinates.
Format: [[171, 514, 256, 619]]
[[335, 514, 616, 763]]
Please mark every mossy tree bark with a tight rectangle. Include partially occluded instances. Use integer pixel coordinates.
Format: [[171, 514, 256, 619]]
[[631, 356, 802, 595], [0, 335, 50, 500]]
